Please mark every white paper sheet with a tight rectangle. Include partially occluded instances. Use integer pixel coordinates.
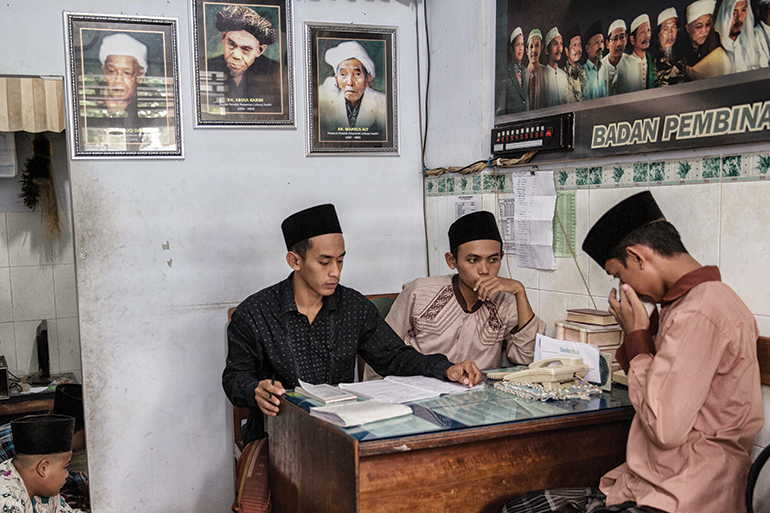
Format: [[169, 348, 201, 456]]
[[339, 375, 483, 404], [453, 195, 481, 219], [512, 172, 557, 270], [534, 333, 601, 383]]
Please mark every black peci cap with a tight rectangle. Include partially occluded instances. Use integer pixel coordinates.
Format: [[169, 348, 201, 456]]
[[582, 191, 666, 268], [448, 211, 502, 252], [11, 414, 75, 455], [584, 20, 604, 44], [281, 204, 343, 251]]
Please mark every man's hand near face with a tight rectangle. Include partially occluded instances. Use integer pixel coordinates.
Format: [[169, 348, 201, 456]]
[[473, 276, 525, 301], [608, 284, 651, 334], [474, 276, 535, 328]]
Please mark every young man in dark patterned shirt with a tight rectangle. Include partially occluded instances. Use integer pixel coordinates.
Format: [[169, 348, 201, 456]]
[[222, 203, 482, 444]]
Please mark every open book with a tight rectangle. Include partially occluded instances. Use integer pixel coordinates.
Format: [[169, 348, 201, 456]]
[[339, 375, 483, 404], [309, 400, 412, 428]]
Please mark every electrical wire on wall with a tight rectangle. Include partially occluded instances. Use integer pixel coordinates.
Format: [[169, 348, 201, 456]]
[[415, 1, 539, 275], [414, 3, 596, 304]]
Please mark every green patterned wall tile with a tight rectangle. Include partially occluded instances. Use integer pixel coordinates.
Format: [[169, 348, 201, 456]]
[[701, 156, 721, 181], [425, 178, 436, 195], [472, 175, 482, 191], [748, 153, 770, 181], [663, 160, 688, 184], [607, 163, 633, 187], [437, 178, 447, 193], [589, 166, 603, 187], [446, 177, 456, 193], [483, 174, 497, 191], [556, 169, 577, 190], [649, 161, 665, 185], [674, 160, 692, 182], [496, 174, 508, 191], [575, 167, 589, 188], [457, 176, 472, 193], [632, 162, 649, 185], [721, 155, 742, 179]]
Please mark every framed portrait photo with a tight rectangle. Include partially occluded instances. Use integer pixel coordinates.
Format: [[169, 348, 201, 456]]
[[64, 13, 183, 159], [191, 0, 294, 126], [306, 23, 398, 154]]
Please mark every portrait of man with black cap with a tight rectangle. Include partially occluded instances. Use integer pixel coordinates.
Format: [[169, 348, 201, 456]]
[[501, 191, 762, 513], [0, 414, 78, 512], [363, 211, 546, 381], [222, 204, 481, 447], [561, 24, 585, 103], [204, 4, 281, 112], [582, 20, 607, 100]]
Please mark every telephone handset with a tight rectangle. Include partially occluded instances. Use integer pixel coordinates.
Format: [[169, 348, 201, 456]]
[[487, 356, 589, 389]]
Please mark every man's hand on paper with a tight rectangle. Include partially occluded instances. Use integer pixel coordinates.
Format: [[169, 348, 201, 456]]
[[444, 361, 483, 386], [255, 379, 285, 416], [608, 284, 650, 334]]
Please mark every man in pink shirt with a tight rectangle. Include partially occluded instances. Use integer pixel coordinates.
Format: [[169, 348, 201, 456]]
[[502, 191, 762, 513]]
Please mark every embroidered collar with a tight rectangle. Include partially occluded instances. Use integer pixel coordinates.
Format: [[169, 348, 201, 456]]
[[661, 265, 721, 306]]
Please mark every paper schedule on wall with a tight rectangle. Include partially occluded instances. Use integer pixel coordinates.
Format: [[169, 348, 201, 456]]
[[453, 195, 481, 219], [512, 171, 556, 270]]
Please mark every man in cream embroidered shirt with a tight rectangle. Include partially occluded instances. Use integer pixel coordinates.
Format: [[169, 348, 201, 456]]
[[364, 211, 546, 380]]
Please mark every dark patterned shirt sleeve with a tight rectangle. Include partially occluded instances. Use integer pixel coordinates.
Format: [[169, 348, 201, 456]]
[[222, 306, 264, 410]]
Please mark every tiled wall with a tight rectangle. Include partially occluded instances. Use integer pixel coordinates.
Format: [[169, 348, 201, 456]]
[[425, 147, 770, 506], [0, 209, 81, 381]]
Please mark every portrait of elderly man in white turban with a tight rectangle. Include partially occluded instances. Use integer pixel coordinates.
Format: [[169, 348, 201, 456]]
[[318, 41, 387, 135], [98, 33, 147, 129]]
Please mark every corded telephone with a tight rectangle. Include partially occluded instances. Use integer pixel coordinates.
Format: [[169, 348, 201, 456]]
[[487, 355, 589, 389]]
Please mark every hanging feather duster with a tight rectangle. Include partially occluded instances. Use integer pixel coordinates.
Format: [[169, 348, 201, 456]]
[[19, 133, 61, 241]]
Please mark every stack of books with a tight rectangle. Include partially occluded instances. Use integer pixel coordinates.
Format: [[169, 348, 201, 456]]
[[555, 309, 624, 373], [565, 309, 617, 326]]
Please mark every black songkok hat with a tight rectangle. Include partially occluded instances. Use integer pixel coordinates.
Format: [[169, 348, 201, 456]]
[[582, 191, 666, 267], [53, 384, 84, 433], [281, 204, 343, 251], [564, 24, 582, 45], [584, 20, 603, 44], [11, 414, 75, 455], [448, 211, 502, 251]]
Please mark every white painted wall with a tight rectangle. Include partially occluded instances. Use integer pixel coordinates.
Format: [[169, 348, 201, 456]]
[[2, 1, 429, 511]]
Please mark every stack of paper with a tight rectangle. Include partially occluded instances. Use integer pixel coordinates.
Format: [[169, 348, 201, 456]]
[[309, 400, 412, 428]]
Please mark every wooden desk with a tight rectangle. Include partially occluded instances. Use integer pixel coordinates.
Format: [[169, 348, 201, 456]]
[[267, 387, 633, 513]]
